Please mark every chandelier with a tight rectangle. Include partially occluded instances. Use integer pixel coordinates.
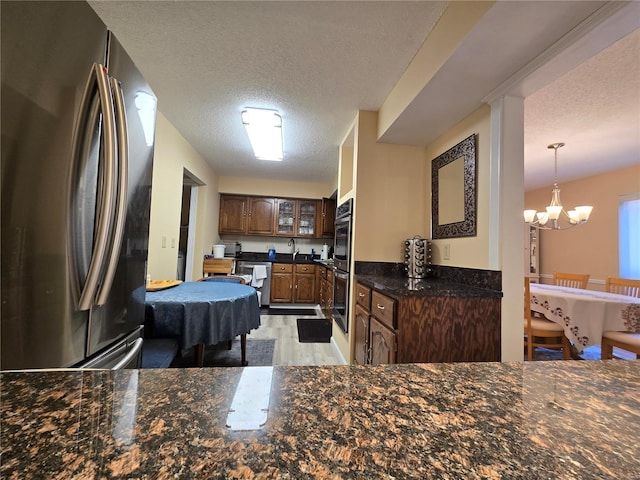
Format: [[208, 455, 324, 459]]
[[524, 143, 593, 230]]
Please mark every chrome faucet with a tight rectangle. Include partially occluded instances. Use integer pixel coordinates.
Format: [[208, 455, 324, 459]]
[[288, 238, 299, 261]]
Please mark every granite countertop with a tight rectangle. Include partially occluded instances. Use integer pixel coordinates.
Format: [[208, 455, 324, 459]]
[[2, 361, 638, 479], [356, 274, 503, 298], [234, 252, 318, 265]]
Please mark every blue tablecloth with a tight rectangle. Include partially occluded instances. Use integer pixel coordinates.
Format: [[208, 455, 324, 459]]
[[145, 282, 260, 350]]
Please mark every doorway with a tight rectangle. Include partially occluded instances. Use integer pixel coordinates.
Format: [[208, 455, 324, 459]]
[[178, 170, 203, 281]]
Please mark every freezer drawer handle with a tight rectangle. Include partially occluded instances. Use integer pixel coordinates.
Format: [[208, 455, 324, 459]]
[[112, 338, 143, 370], [96, 76, 129, 306]]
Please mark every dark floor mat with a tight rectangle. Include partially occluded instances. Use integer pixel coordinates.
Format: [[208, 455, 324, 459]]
[[297, 318, 332, 343], [141, 338, 180, 368]]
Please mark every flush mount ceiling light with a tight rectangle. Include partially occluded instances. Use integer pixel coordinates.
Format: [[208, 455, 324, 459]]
[[241, 108, 283, 161], [524, 142, 593, 230]]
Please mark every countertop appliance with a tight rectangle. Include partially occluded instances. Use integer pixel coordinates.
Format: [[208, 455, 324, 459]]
[[1, 1, 157, 370], [221, 240, 241, 257], [235, 261, 272, 306]]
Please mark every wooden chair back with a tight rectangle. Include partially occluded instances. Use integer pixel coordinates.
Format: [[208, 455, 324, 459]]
[[553, 272, 590, 289], [605, 277, 640, 298], [203, 258, 234, 277], [202, 275, 247, 285], [524, 276, 571, 360]]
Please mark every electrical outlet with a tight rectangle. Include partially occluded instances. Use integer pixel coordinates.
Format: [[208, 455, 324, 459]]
[[444, 244, 451, 260], [171, 238, 176, 248], [162, 236, 166, 248]]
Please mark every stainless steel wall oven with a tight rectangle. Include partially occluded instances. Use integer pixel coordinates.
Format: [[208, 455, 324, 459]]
[[333, 199, 352, 333]]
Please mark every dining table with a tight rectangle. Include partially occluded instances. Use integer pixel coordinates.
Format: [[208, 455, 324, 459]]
[[529, 283, 640, 352], [145, 281, 261, 366]]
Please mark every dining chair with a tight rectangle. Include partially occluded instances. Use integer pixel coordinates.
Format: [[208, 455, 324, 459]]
[[605, 277, 640, 298], [524, 277, 571, 360], [202, 275, 247, 285], [202, 258, 235, 277], [553, 272, 590, 289], [600, 277, 640, 360]]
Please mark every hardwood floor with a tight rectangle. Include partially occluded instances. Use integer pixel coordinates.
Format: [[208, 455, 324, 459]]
[[249, 306, 344, 366]]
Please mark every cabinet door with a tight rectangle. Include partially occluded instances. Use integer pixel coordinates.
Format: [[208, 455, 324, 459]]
[[219, 195, 247, 233], [275, 198, 296, 236], [320, 198, 336, 237], [247, 197, 275, 235], [369, 317, 397, 365], [270, 273, 293, 303], [294, 273, 316, 303], [297, 200, 317, 237], [354, 304, 370, 365]]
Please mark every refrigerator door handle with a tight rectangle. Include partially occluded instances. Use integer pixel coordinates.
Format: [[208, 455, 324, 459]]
[[111, 337, 143, 370], [71, 63, 118, 311], [96, 77, 129, 306]]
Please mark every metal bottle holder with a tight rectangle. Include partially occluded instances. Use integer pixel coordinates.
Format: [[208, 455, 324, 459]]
[[404, 236, 432, 278]]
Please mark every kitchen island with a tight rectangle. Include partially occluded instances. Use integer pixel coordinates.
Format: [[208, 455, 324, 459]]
[[2, 361, 638, 479]]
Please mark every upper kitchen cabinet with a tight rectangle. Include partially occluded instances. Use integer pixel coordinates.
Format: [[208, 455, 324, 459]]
[[275, 198, 318, 237], [319, 197, 336, 238], [219, 194, 276, 235], [219, 195, 247, 234]]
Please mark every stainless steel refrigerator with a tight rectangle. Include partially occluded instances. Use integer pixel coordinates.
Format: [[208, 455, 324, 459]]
[[1, 1, 157, 370]]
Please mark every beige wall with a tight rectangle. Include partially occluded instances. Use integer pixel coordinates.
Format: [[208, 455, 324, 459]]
[[148, 112, 220, 281], [424, 104, 492, 269], [353, 111, 427, 263], [378, 1, 494, 137], [526, 164, 640, 290], [218, 176, 334, 199]]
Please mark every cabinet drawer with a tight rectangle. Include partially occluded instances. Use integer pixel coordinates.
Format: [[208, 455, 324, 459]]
[[355, 283, 371, 310], [320, 267, 327, 279], [295, 263, 315, 274], [273, 263, 293, 273], [326, 268, 334, 282], [371, 291, 395, 329]]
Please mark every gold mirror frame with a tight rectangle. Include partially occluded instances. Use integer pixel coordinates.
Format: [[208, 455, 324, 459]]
[[431, 133, 477, 239]]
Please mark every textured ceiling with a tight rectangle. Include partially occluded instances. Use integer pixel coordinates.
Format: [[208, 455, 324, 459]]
[[524, 28, 640, 190], [89, 0, 448, 183], [88, 1, 640, 189]]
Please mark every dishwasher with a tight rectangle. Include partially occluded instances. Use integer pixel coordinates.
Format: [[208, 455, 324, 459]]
[[235, 261, 272, 306]]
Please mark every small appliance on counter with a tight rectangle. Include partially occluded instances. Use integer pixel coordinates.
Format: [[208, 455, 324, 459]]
[[221, 241, 242, 257], [404, 236, 433, 278]]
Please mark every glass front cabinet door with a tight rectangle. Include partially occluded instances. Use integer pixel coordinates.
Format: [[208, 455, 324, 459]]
[[275, 199, 318, 237]]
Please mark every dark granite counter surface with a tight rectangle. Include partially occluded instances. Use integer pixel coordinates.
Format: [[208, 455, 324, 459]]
[[235, 252, 317, 264], [2, 361, 638, 479], [356, 274, 502, 299]]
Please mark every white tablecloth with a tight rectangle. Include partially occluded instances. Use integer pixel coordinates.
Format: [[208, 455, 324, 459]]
[[529, 283, 640, 352]]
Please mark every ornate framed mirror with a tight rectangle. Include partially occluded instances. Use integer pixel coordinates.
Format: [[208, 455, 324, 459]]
[[431, 133, 477, 239]]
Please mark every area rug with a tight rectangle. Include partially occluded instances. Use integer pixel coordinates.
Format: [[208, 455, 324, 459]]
[[169, 338, 275, 368], [530, 346, 601, 361], [268, 307, 318, 316], [141, 338, 180, 368], [297, 318, 332, 343]]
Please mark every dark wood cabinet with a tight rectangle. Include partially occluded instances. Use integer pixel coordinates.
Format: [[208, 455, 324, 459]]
[[319, 266, 334, 319], [275, 198, 318, 237], [246, 197, 276, 235], [218, 195, 247, 234], [294, 264, 316, 303], [319, 198, 336, 238], [369, 317, 397, 365], [271, 263, 294, 303], [219, 194, 275, 235], [220, 194, 333, 238], [354, 280, 501, 364], [271, 263, 317, 304]]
